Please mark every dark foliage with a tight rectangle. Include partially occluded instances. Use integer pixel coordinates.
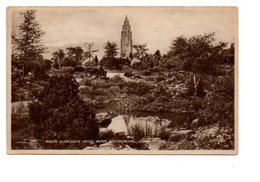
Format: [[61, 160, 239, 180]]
[[28, 75, 99, 142], [61, 57, 78, 67], [100, 57, 129, 70]]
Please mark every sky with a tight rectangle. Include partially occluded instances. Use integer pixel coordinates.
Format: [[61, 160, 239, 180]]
[[11, 7, 237, 59]]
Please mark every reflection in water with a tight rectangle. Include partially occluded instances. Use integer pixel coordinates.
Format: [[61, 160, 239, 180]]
[[107, 115, 170, 136]]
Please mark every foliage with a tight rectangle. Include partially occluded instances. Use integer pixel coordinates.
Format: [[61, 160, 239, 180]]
[[168, 33, 228, 74], [28, 75, 99, 142], [103, 41, 119, 58], [12, 10, 46, 64], [83, 42, 99, 61], [154, 50, 161, 61], [11, 102, 35, 149], [100, 57, 120, 69], [124, 71, 133, 77], [52, 49, 65, 69], [100, 57, 129, 70], [133, 44, 148, 59], [198, 70, 234, 127], [99, 130, 115, 140], [61, 57, 78, 67], [66, 46, 83, 64], [126, 81, 154, 96], [74, 65, 85, 72], [131, 124, 145, 141]]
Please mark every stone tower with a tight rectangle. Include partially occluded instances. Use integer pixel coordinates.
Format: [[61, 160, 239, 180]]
[[121, 16, 133, 58]]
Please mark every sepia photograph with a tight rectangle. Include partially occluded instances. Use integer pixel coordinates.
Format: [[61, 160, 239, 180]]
[[7, 7, 238, 154]]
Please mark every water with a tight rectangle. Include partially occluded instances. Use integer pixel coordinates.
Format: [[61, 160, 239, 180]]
[[106, 72, 125, 79], [107, 115, 170, 136], [106, 71, 132, 81]]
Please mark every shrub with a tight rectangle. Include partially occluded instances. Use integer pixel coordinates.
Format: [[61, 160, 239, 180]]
[[61, 58, 78, 67], [141, 70, 152, 76], [107, 86, 121, 96], [30, 97, 99, 141], [113, 132, 127, 140], [100, 57, 124, 70], [155, 76, 165, 82], [124, 71, 133, 77], [11, 103, 35, 149], [131, 124, 145, 141], [127, 81, 154, 96], [158, 127, 171, 141], [80, 78, 92, 86], [99, 130, 115, 140], [28, 75, 99, 146], [74, 66, 85, 72]]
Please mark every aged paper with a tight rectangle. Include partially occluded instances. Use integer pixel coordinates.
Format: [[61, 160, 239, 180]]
[[7, 6, 238, 154]]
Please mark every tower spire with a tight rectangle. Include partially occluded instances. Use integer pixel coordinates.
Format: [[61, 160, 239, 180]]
[[121, 15, 133, 58]]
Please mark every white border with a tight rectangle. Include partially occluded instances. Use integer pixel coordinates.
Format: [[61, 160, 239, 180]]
[[1, 0, 260, 182]]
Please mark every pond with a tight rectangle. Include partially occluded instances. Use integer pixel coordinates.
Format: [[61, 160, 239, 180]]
[[107, 115, 170, 136]]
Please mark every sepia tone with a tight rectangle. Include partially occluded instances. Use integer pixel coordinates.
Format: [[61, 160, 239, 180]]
[[7, 7, 238, 154]]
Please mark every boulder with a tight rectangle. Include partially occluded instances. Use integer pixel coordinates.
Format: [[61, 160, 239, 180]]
[[169, 130, 193, 142], [96, 112, 112, 128], [174, 83, 190, 97], [191, 118, 199, 128], [130, 58, 141, 67]]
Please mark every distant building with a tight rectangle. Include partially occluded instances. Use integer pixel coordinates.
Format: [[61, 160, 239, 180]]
[[120, 16, 133, 58]]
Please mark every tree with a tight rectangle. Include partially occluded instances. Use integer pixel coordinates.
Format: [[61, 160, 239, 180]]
[[83, 42, 99, 61], [168, 33, 228, 97], [12, 10, 46, 78], [103, 41, 119, 58], [154, 50, 161, 61], [133, 44, 148, 60], [94, 55, 99, 64], [61, 57, 78, 68], [129, 52, 133, 60], [66, 46, 83, 64], [28, 75, 99, 143], [52, 49, 65, 69], [168, 33, 227, 74]]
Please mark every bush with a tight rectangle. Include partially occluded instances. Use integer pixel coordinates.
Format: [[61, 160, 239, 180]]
[[61, 58, 78, 67], [158, 127, 171, 141], [30, 97, 99, 141], [11, 103, 35, 149], [131, 124, 145, 141], [27, 75, 99, 147], [74, 66, 85, 72], [100, 57, 125, 70], [141, 70, 152, 76], [124, 71, 133, 77], [80, 78, 92, 86], [127, 81, 154, 96], [99, 130, 115, 140]]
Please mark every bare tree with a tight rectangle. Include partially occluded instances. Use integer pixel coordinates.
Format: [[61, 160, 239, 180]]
[[83, 42, 99, 61]]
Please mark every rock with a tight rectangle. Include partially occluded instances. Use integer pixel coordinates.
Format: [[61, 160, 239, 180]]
[[130, 58, 141, 67], [191, 118, 199, 128], [96, 112, 112, 128], [174, 83, 190, 97], [202, 125, 219, 137], [193, 124, 219, 139], [166, 76, 176, 84], [141, 138, 166, 150], [124, 71, 133, 77], [169, 130, 193, 142]]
